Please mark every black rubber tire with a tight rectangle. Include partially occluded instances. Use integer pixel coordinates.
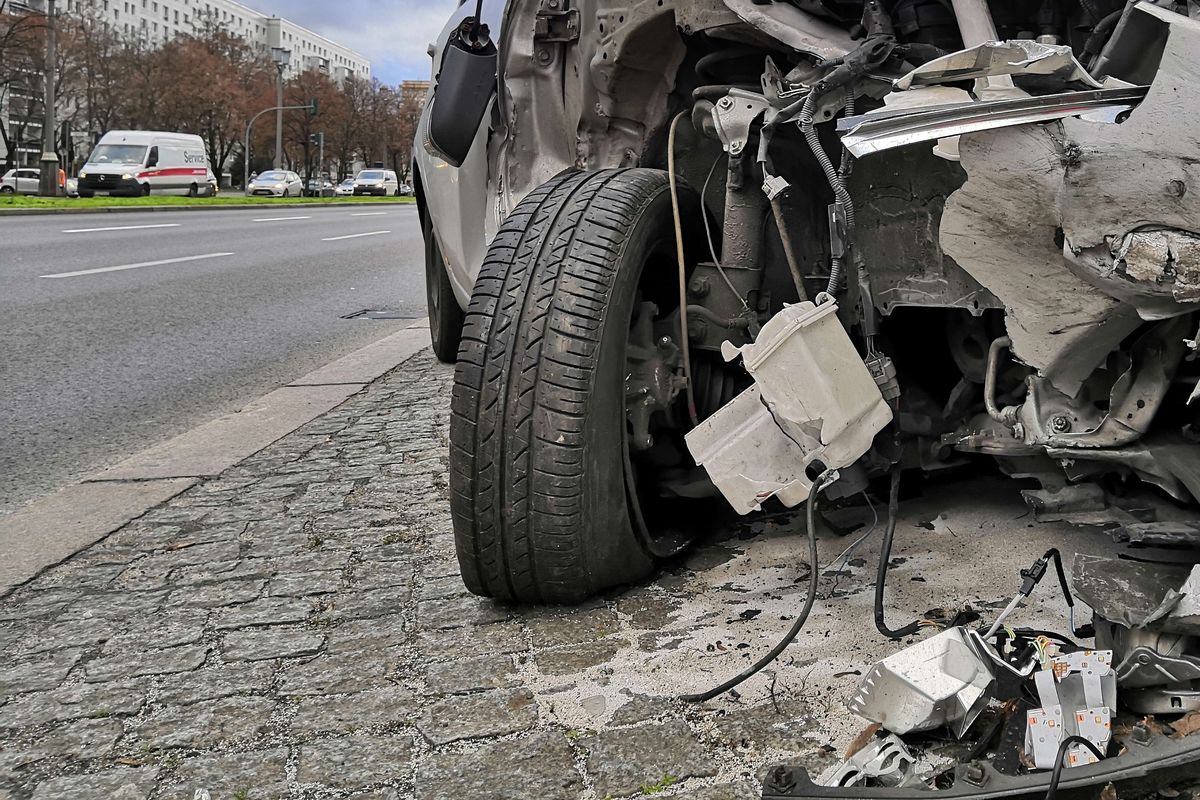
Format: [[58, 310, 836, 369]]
[[78, 190, 93, 198], [0, 186, 14, 195], [450, 168, 695, 604], [282, 188, 290, 198], [188, 183, 198, 198], [141, 183, 151, 196], [423, 213, 464, 363]]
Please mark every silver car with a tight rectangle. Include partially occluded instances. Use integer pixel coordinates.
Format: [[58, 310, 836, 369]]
[[246, 170, 303, 198], [0, 168, 41, 195]]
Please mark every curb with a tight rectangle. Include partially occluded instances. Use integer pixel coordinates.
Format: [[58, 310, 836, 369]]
[[0, 319, 433, 596], [0, 199, 415, 217]]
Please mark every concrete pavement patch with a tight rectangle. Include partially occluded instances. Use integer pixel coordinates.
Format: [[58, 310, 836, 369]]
[[0, 478, 196, 594]]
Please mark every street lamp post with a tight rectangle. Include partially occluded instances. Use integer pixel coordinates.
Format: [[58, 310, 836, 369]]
[[37, 0, 59, 197], [270, 47, 291, 170]]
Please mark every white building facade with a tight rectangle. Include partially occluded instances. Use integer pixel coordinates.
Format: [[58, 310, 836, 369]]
[[2, 0, 370, 166]]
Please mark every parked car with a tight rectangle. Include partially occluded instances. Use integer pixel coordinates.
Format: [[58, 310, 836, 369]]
[[304, 177, 335, 197], [352, 169, 400, 196], [399, 182, 414, 196], [78, 131, 216, 197], [334, 178, 355, 197], [246, 170, 304, 197], [0, 168, 40, 195]]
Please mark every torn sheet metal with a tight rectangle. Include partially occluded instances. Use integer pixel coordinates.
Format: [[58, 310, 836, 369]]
[[940, 4, 1200, 396], [686, 302, 892, 514], [847, 627, 994, 737], [817, 733, 920, 788], [1072, 555, 1200, 635], [838, 87, 1145, 158], [723, 0, 854, 61], [894, 40, 1104, 91]]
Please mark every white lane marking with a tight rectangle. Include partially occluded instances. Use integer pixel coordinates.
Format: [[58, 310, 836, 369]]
[[62, 223, 180, 234], [253, 215, 313, 222], [40, 252, 235, 279], [321, 230, 392, 242], [350, 212, 388, 217]]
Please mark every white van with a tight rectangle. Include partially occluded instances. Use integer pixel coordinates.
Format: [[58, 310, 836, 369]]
[[78, 131, 217, 198]]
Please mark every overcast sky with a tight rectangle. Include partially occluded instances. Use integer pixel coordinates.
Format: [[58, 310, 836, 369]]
[[239, 0, 460, 86]]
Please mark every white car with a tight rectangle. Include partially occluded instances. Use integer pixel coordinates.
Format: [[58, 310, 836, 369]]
[[352, 169, 400, 196], [246, 170, 304, 198], [0, 168, 40, 195], [334, 178, 355, 196]]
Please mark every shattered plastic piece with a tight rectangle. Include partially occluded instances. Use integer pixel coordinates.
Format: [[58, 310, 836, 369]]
[[1071, 555, 1200, 634], [818, 732, 920, 788], [686, 302, 892, 514], [894, 40, 1105, 91], [846, 627, 994, 737]]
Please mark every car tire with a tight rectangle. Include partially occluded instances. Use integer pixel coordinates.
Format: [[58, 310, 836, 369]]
[[141, 183, 151, 196], [450, 168, 705, 604], [188, 183, 198, 198], [423, 214, 464, 363], [282, 188, 290, 198], [78, 190, 93, 198], [0, 186, 13, 195]]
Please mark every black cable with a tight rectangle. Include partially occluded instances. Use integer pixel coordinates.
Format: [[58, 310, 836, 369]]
[[874, 466, 922, 640], [469, 0, 484, 41], [681, 472, 831, 703], [1044, 736, 1106, 800]]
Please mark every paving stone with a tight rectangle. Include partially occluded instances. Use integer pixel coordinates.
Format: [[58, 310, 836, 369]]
[[617, 590, 684, 630], [155, 662, 275, 706], [85, 644, 209, 682], [416, 730, 581, 800], [30, 767, 159, 800], [416, 621, 526, 662], [133, 697, 274, 750], [164, 747, 289, 800], [296, 735, 414, 789], [268, 570, 343, 597], [533, 639, 622, 676], [100, 610, 208, 653], [0, 648, 83, 693], [416, 595, 512, 631], [708, 699, 814, 752], [0, 589, 83, 622], [581, 720, 716, 798], [277, 652, 394, 696], [415, 574, 471, 602], [34, 717, 123, 757], [527, 607, 620, 648], [319, 588, 409, 622], [418, 688, 537, 745], [0, 680, 147, 729], [671, 784, 760, 800], [212, 597, 313, 630], [147, 541, 241, 569], [323, 617, 405, 654], [291, 687, 420, 734], [609, 693, 677, 727], [167, 580, 266, 609], [174, 560, 274, 587], [425, 655, 517, 695], [221, 628, 324, 661], [349, 561, 415, 589]]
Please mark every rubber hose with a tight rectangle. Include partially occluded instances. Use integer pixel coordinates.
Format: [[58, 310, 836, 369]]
[[680, 472, 830, 702], [874, 467, 922, 640], [799, 91, 855, 296]]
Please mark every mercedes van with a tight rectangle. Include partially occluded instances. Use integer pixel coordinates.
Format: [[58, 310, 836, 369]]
[[78, 131, 216, 198]]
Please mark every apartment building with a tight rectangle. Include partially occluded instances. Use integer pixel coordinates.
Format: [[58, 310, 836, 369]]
[[2, 0, 370, 166]]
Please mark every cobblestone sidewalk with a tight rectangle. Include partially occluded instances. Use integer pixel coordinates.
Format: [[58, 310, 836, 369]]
[[0, 350, 1093, 800]]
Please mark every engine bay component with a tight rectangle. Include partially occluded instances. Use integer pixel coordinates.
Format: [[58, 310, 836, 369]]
[[1026, 650, 1115, 769], [686, 301, 893, 514], [846, 627, 996, 737]]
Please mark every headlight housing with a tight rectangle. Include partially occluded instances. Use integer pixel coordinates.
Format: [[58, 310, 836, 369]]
[[274, 183, 285, 189], [121, 173, 132, 180], [79, 171, 88, 178]]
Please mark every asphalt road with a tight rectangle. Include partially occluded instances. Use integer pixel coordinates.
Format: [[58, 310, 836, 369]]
[[0, 204, 427, 515]]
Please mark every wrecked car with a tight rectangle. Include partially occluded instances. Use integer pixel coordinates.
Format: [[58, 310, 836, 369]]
[[415, 0, 1200, 795], [415, 0, 1199, 599]]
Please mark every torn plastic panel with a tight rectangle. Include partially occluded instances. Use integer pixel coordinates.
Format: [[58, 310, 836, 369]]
[[892, 39, 1105, 90], [685, 302, 892, 514], [817, 733, 921, 789]]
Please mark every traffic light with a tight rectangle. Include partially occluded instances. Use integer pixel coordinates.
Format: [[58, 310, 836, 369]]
[[308, 98, 318, 117], [309, 133, 321, 146]]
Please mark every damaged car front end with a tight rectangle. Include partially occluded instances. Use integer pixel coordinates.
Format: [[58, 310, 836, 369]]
[[415, 0, 1200, 794]]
